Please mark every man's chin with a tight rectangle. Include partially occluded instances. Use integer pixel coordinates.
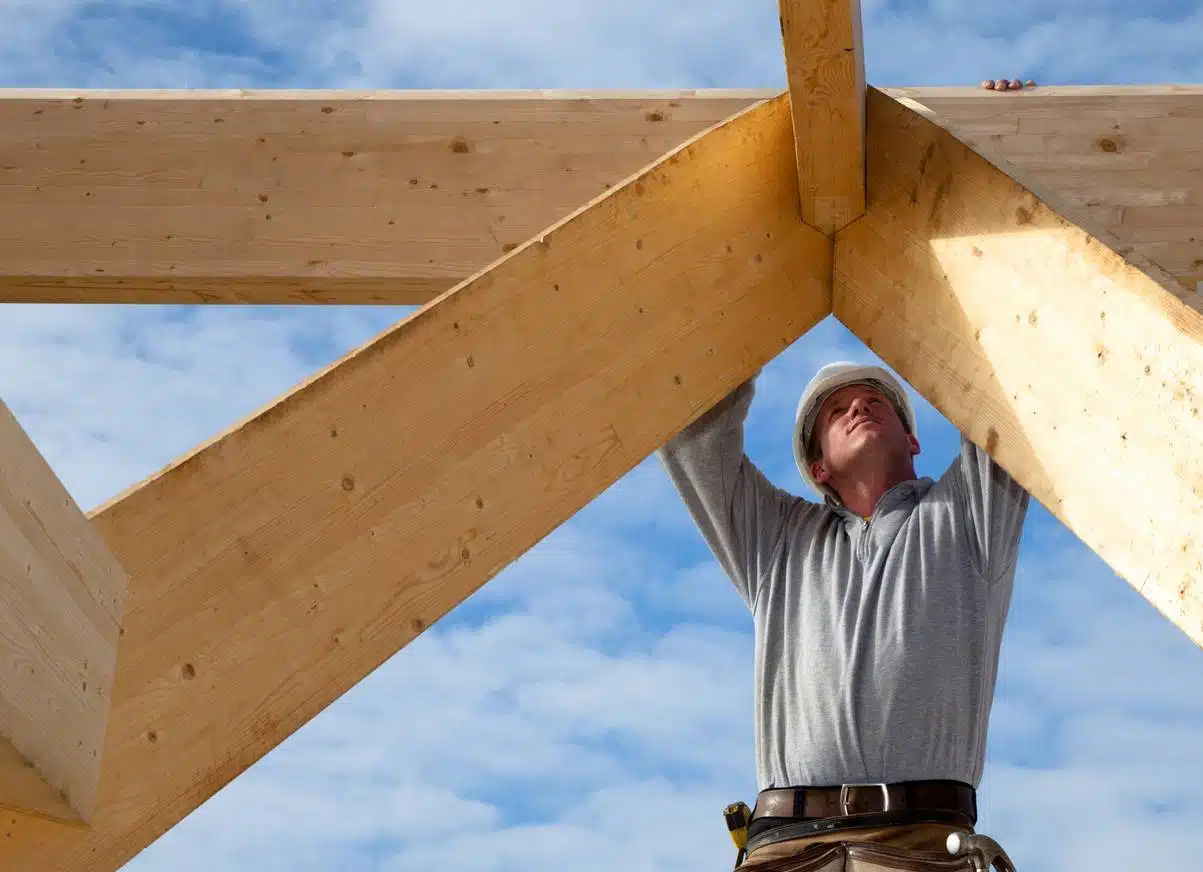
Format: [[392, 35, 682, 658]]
[[845, 427, 889, 458]]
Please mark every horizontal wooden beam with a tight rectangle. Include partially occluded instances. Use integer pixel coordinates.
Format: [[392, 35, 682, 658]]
[[897, 85, 1203, 298], [0, 89, 765, 304], [1, 86, 1198, 305], [835, 88, 1203, 649], [889, 84, 1203, 98], [0, 92, 832, 871], [778, 0, 866, 234], [0, 398, 128, 825]]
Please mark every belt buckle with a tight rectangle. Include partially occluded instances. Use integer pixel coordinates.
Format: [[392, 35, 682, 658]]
[[839, 782, 890, 816]]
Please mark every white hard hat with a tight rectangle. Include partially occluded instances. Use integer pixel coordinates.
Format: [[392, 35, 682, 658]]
[[792, 362, 918, 500]]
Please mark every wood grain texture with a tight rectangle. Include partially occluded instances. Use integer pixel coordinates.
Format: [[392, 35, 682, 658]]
[[1, 85, 1199, 304], [892, 86, 1203, 297], [0, 398, 127, 825], [836, 88, 1203, 650], [0, 89, 764, 304], [779, 0, 866, 234], [0, 92, 832, 872]]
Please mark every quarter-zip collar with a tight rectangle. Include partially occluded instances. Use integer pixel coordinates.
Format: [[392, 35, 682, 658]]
[[825, 477, 936, 552]]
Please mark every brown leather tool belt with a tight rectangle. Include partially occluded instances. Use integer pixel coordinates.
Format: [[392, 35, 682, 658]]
[[746, 780, 977, 855]]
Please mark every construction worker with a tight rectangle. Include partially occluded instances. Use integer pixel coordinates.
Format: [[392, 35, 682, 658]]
[[657, 362, 1030, 868]]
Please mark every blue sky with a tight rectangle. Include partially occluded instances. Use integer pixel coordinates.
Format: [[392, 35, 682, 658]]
[[2, 1, 1202, 871]]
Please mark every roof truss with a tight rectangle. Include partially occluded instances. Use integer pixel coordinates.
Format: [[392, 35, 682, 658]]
[[0, 1, 1199, 869]]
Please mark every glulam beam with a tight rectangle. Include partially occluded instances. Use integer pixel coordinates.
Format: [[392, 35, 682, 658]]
[[2, 86, 1200, 304], [0, 89, 764, 304]]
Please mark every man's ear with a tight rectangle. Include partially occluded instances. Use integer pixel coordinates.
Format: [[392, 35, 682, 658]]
[[810, 459, 829, 485], [907, 433, 920, 456]]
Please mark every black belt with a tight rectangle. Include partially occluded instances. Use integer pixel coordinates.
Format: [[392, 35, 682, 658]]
[[746, 780, 976, 855]]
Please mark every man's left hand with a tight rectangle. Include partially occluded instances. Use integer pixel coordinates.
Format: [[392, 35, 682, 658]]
[[981, 78, 1036, 90]]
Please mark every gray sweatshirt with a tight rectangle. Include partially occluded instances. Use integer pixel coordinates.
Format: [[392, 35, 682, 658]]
[[657, 377, 1030, 791]]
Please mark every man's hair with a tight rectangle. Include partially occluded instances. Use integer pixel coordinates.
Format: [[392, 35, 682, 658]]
[[805, 429, 823, 464]]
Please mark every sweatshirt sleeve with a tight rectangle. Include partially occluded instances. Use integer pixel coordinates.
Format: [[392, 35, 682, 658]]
[[946, 432, 1031, 583], [655, 377, 801, 609]]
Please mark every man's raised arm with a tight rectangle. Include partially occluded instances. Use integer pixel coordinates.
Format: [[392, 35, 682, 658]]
[[945, 433, 1032, 585], [656, 376, 802, 609]]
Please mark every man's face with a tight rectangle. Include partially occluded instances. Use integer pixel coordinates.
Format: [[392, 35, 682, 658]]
[[809, 383, 918, 480]]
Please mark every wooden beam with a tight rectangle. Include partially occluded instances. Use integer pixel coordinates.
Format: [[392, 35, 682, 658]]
[[0, 398, 128, 825], [778, 0, 866, 234], [0, 89, 765, 305], [2, 85, 1198, 306], [835, 88, 1203, 649], [887, 85, 1203, 298], [0, 92, 832, 871]]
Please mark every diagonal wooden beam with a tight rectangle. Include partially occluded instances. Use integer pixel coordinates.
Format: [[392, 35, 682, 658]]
[[0, 89, 765, 305], [0, 92, 832, 872], [835, 87, 1203, 648], [778, 0, 866, 235], [0, 398, 128, 825]]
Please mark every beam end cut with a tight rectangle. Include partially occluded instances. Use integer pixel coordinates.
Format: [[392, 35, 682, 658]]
[[778, 0, 867, 235], [0, 398, 128, 825]]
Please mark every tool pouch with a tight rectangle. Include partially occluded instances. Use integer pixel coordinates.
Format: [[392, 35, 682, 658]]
[[741, 840, 994, 872]]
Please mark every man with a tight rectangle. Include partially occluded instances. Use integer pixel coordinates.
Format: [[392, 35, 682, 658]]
[[657, 361, 1030, 868]]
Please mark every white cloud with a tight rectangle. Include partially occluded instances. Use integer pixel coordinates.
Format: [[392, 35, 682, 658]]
[[7, 0, 1202, 89], [973, 543, 1203, 870], [0, 305, 407, 511]]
